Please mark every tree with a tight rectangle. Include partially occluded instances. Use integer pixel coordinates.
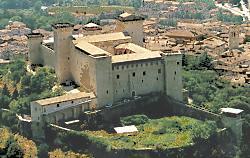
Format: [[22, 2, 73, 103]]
[[54, 12, 76, 24], [10, 16, 22, 22], [182, 54, 188, 67], [9, 97, 30, 114], [38, 143, 49, 158], [2, 84, 10, 97], [12, 88, 19, 99], [6, 137, 24, 158], [34, 1, 43, 12], [192, 121, 217, 141], [198, 53, 213, 69], [0, 95, 11, 109]]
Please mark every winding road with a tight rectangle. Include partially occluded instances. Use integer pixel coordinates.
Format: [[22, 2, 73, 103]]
[[215, 0, 250, 21]]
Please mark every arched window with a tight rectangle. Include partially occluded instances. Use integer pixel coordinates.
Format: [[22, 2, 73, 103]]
[[132, 91, 136, 97]]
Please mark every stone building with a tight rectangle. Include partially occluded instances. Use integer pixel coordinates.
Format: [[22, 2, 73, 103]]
[[228, 25, 240, 50], [28, 13, 183, 138], [31, 92, 95, 138]]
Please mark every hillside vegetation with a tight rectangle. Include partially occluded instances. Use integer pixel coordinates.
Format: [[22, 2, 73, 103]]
[[85, 116, 217, 149], [49, 149, 93, 158], [0, 128, 37, 158], [49, 5, 134, 14]]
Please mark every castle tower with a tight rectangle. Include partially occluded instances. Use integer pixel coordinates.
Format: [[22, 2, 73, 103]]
[[116, 13, 145, 46], [220, 108, 244, 145], [163, 52, 183, 102], [27, 33, 43, 65], [95, 55, 114, 108], [228, 25, 240, 50], [52, 23, 74, 84]]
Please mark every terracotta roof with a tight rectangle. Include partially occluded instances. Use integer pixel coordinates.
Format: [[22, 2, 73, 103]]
[[112, 51, 162, 63], [33, 92, 95, 106], [75, 40, 111, 57], [165, 30, 199, 39], [75, 32, 131, 43], [115, 43, 153, 54], [203, 37, 226, 48]]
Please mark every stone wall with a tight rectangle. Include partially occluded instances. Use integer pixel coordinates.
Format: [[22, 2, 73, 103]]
[[41, 45, 55, 68], [98, 94, 161, 122], [112, 61, 164, 102], [162, 96, 221, 122]]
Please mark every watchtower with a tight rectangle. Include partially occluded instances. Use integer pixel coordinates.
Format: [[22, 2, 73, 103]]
[[52, 23, 74, 84], [220, 108, 244, 145], [228, 25, 240, 50], [116, 13, 145, 46], [27, 33, 43, 65], [163, 51, 183, 102]]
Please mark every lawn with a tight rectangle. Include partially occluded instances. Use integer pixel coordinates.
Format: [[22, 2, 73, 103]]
[[85, 116, 217, 150]]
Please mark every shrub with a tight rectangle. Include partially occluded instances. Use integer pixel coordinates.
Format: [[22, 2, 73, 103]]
[[120, 115, 149, 126]]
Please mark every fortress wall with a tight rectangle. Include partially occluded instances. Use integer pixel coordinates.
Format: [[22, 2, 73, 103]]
[[112, 60, 164, 102], [162, 96, 221, 121], [49, 119, 232, 158], [41, 45, 56, 68], [70, 49, 97, 93], [95, 56, 113, 108]]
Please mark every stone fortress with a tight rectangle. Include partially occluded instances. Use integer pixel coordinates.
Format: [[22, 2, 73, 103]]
[[27, 13, 183, 137]]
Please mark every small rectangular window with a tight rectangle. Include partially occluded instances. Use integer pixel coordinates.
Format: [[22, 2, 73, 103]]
[[158, 69, 161, 74], [117, 75, 120, 79], [143, 71, 146, 76], [132, 72, 135, 77]]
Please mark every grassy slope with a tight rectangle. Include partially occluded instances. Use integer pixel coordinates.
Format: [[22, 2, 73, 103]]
[[85, 116, 215, 149]]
